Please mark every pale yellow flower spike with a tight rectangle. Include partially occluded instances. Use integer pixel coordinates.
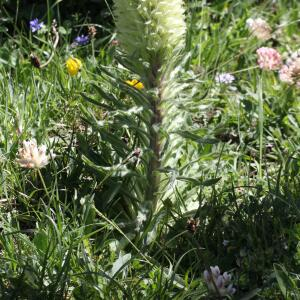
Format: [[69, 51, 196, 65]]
[[66, 57, 82, 76], [126, 79, 144, 90]]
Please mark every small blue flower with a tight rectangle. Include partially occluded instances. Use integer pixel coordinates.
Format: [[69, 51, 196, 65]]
[[74, 35, 89, 46], [29, 18, 44, 33]]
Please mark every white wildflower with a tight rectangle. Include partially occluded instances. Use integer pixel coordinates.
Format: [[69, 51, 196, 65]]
[[16, 139, 52, 169], [246, 18, 272, 40], [215, 73, 235, 84], [135, 210, 147, 231]]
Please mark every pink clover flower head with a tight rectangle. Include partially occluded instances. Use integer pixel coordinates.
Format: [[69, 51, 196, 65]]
[[279, 65, 294, 85], [256, 47, 282, 70], [279, 51, 300, 87]]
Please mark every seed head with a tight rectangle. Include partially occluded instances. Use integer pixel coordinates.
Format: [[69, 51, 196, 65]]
[[88, 26, 97, 39], [186, 217, 200, 234], [30, 53, 41, 69]]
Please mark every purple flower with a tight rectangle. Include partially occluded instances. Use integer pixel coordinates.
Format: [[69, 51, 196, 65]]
[[29, 18, 44, 33], [74, 35, 89, 46], [203, 266, 236, 297]]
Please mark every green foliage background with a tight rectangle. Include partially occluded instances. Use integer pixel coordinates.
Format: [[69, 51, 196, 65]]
[[0, 0, 300, 299]]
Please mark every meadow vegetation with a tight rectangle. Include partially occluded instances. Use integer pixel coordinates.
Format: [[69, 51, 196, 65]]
[[0, 0, 300, 299]]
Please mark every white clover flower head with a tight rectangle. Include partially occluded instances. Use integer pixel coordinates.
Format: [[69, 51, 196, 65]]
[[246, 17, 272, 40], [203, 266, 236, 297], [215, 73, 235, 84], [16, 139, 52, 169]]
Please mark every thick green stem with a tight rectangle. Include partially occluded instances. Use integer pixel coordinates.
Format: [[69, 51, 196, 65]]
[[146, 98, 161, 211], [146, 65, 163, 212]]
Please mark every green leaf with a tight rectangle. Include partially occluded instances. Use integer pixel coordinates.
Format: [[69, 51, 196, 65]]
[[91, 82, 128, 109], [58, 26, 67, 35], [176, 176, 201, 185], [175, 130, 218, 144], [201, 177, 222, 186], [239, 288, 261, 300], [82, 155, 137, 178], [33, 229, 48, 254], [81, 92, 114, 110], [274, 264, 299, 299], [176, 176, 221, 186], [110, 252, 132, 277]]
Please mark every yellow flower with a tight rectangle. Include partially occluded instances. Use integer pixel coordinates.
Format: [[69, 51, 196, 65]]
[[66, 57, 82, 76], [126, 79, 144, 90]]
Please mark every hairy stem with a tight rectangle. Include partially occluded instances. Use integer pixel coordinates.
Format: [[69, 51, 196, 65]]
[[146, 65, 163, 212], [146, 98, 162, 211]]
